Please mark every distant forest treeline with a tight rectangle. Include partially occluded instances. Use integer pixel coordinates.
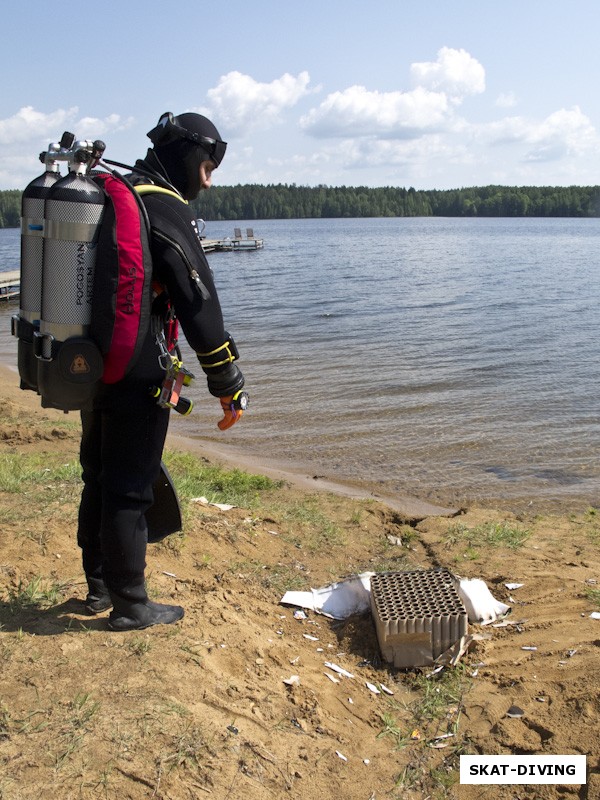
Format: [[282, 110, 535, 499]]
[[2, 184, 600, 227]]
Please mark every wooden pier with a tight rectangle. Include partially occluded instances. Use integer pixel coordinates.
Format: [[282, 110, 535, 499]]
[[0, 228, 263, 301], [0, 270, 19, 301], [201, 227, 264, 252]]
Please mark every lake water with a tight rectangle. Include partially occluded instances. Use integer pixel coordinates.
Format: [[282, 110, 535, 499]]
[[1, 216, 600, 513]]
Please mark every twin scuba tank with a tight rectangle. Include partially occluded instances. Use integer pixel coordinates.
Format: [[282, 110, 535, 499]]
[[13, 133, 136, 411]]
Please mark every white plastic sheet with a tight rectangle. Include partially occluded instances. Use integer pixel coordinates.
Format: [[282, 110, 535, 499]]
[[280, 573, 374, 619]]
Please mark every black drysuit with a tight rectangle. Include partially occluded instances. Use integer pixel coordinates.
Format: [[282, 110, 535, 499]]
[[77, 175, 244, 603]]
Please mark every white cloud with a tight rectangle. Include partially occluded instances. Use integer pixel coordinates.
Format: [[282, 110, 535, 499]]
[[479, 105, 598, 162], [325, 135, 473, 176], [0, 106, 79, 145], [532, 107, 596, 153], [0, 107, 132, 147], [495, 91, 518, 108], [199, 71, 314, 137], [0, 107, 134, 188], [76, 114, 135, 137], [300, 85, 451, 138], [300, 47, 485, 140], [410, 47, 485, 101]]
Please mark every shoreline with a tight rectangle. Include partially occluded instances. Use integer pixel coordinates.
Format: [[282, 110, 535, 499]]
[[0, 361, 455, 519], [166, 432, 461, 519], [1, 360, 594, 519]]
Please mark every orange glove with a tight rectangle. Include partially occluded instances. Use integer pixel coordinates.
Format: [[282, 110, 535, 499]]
[[217, 391, 249, 431]]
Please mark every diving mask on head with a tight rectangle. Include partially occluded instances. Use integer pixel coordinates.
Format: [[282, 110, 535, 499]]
[[147, 112, 227, 168]]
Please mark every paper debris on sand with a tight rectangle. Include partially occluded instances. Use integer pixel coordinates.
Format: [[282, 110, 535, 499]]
[[191, 496, 236, 511], [457, 577, 511, 624], [324, 661, 355, 679], [280, 573, 374, 619], [434, 633, 475, 666]]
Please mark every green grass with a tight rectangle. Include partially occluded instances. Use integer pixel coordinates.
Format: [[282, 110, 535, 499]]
[[0, 444, 279, 514], [6, 575, 71, 610], [227, 557, 308, 595], [277, 496, 346, 552], [0, 452, 80, 493], [162, 450, 280, 508], [444, 520, 530, 551], [405, 666, 471, 727], [585, 586, 600, 608]]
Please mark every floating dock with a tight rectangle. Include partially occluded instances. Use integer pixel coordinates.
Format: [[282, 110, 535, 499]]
[[0, 270, 19, 300], [0, 228, 263, 300], [201, 227, 264, 252]]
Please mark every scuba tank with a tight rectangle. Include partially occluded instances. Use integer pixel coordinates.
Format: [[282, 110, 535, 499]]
[[34, 138, 107, 411], [12, 143, 62, 392]]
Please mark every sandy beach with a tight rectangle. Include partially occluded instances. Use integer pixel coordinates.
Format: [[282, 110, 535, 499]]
[[0, 362, 598, 800]]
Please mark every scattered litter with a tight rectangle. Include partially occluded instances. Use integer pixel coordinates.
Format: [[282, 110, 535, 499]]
[[505, 583, 524, 590], [162, 571, 177, 578], [429, 733, 455, 749], [191, 496, 236, 511], [280, 573, 374, 619], [535, 696, 546, 703], [380, 683, 394, 696], [325, 662, 355, 679], [491, 618, 527, 628], [425, 665, 445, 678], [283, 675, 300, 686], [386, 535, 403, 546], [435, 633, 474, 667], [363, 759, 370, 765], [294, 609, 307, 620], [267, 530, 279, 535], [521, 646, 537, 651], [335, 751, 348, 762], [567, 649, 578, 658], [590, 612, 600, 620], [324, 672, 340, 684], [410, 729, 421, 740], [290, 656, 300, 665], [348, 698, 354, 704], [458, 578, 511, 624], [506, 705, 525, 719], [366, 682, 380, 695], [227, 725, 239, 734], [303, 634, 319, 641]]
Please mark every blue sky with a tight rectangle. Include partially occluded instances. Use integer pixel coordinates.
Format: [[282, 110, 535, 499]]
[[2, 0, 600, 190]]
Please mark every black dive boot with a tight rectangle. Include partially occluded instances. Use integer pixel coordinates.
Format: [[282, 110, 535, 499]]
[[84, 576, 112, 614], [108, 596, 184, 632]]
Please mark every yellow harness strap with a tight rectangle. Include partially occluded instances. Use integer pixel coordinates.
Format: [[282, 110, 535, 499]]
[[134, 184, 188, 204]]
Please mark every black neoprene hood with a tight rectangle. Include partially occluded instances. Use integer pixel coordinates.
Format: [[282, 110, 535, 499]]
[[147, 112, 227, 200]]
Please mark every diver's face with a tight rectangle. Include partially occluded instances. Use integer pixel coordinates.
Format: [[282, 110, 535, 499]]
[[199, 160, 216, 190]]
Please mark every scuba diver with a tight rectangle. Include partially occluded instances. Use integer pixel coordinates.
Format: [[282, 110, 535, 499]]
[[77, 111, 247, 631]]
